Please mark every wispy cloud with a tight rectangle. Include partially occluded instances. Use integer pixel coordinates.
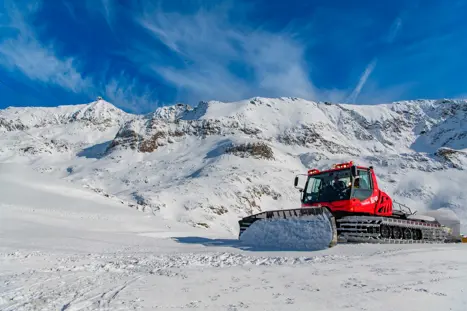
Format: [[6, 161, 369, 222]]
[[131, 2, 412, 106], [387, 17, 402, 43], [134, 2, 317, 103], [346, 15, 404, 104], [103, 73, 159, 113], [0, 0, 418, 111], [0, 1, 90, 92], [83, 0, 116, 36], [347, 58, 378, 104], [355, 80, 414, 105], [0, 0, 156, 112]]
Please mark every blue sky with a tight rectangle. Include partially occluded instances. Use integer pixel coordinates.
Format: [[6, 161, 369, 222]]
[[0, 0, 466, 113]]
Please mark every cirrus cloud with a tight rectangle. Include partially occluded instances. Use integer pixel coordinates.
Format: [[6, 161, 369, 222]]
[[135, 3, 318, 103], [0, 0, 158, 113]]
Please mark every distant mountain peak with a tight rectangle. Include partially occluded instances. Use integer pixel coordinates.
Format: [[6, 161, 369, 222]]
[[69, 99, 129, 125]]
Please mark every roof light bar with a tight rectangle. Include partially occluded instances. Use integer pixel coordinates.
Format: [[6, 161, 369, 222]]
[[332, 161, 354, 169]]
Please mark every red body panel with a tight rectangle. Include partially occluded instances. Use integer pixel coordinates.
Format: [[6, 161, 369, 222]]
[[301, 165, 393, 217]]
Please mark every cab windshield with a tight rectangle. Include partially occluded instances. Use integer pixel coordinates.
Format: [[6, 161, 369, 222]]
[[303, 168, 352, 204]]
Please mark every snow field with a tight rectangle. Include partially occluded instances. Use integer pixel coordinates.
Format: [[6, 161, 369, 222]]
[[1, 163, 467, 311], [2, 245, 466, 311]]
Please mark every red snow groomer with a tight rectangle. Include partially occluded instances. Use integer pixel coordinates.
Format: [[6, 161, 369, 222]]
[[238, 161, 459, 246]]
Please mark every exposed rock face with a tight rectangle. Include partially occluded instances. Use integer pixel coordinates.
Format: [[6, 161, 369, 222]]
[[0, 117, 28, 132], [105, 98, 467, 159], [435, 147, 467, 169], [225, 142, 274, 160]]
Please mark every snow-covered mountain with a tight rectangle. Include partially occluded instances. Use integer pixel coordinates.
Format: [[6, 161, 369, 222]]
[[1, 97, 466, 234], [0, 99, 131, 158]]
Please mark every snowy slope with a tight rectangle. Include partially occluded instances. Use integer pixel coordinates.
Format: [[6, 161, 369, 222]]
[[0, 163, 207, 253], [0, 99, 133, 161], [1, 163, 467, 311], [0, 97, 466, 236]]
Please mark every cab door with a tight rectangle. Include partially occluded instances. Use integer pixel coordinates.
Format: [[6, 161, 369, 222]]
[[351, 169, 378, 214]]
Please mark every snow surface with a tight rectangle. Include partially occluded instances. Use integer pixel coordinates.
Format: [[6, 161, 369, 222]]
[[1, 97, 467, 309], [1, 163, 467, 311]]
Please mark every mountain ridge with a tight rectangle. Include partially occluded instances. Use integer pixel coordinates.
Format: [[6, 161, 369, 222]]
[[0, 96, 466, 234]]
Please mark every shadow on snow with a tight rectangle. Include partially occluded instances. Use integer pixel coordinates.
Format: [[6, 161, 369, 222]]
[[173, 236, 326, 252], [76, 141, 112, 159]]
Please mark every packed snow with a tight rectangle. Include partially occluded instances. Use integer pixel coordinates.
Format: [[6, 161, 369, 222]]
[[1, 97, 467, 310], [1, 163, 467, 311]]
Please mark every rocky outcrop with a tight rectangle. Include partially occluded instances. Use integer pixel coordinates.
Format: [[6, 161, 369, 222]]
[[277, 123, 361, 155], [107, 116, 263, 153], [225, 142, 274, 160], [435, 147, 467, 169], [103, 98, 467, 162], [19, 138, 70, 155], [0, 117, 28, 132]]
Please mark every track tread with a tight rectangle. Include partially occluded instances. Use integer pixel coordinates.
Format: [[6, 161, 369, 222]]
[[337, 215, 448, 244], [239, 207, 452, 246]]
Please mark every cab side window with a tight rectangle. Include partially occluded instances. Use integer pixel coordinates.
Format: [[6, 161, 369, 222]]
[[304, 178, 322, 202], [358, 170, 372, 190], [352, 169, 373, 200]]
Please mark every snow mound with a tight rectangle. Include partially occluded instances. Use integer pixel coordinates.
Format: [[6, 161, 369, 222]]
[[239, 215, 333, 251]]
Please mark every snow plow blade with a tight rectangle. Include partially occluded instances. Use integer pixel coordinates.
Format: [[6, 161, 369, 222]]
[[238, 207, 338, 250]]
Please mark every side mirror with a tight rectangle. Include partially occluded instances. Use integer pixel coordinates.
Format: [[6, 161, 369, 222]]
[[294, 176, 299, 187], [351, 165, 357, 177]]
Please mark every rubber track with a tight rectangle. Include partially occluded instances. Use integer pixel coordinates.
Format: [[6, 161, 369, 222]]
[[336, 216, 449, 244]]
